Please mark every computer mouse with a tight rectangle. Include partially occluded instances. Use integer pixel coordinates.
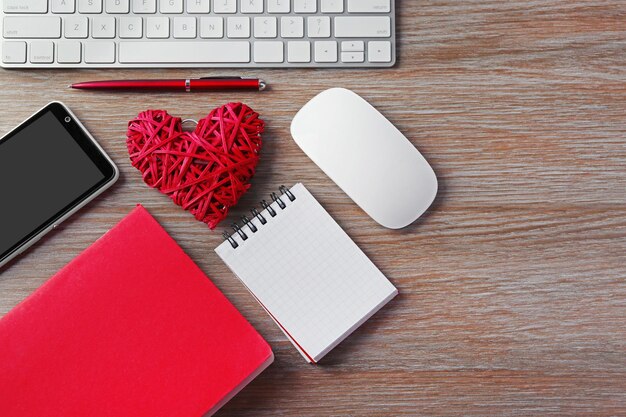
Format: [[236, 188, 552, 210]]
[[290, 88, 437, 229]]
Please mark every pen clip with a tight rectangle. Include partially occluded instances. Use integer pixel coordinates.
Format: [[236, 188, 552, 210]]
[[200, 76, 244, 80]]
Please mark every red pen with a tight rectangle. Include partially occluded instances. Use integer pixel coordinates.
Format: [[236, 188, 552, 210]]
[[69, 77, 266, 92]]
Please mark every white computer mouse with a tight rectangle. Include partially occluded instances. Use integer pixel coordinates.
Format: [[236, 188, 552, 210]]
[[290, 88, 437, 229]]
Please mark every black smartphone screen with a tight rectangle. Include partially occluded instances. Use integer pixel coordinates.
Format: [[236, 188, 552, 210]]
[[0, 103, 116, 262]]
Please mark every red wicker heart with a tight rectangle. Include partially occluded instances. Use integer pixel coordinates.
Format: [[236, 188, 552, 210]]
[[126, 103, 264, 229]]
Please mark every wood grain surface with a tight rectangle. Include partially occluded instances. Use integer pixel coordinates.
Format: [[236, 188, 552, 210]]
[[1, 1, 625, 416]]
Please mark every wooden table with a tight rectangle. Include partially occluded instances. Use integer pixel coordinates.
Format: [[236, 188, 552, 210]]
[[1, 1, 625, 415]]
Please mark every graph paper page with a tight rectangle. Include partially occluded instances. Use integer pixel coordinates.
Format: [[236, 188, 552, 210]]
[[215, 183, 397, 362]]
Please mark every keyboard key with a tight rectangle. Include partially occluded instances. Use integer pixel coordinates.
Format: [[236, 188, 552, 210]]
[[294, 0, 316, 13], [341, 51, 363, 62], [51, 0, 75, 13], [240, 0, 262, 13], [287, 40, 310, 63], [307, 16, 330, 38], [84, 41, 115, 63], [133, 0, 156, 13], [213, 0, 235, 13], [120, 41, 249, 62], [146, 16, 169, 37], [161, 0, 183, 13], [314, 40, 337, 62], [253, 41, 283, 63], [3, 0, 47, 13], [92, 16, 116, 38], [119, 17, 143, 38], [267, 0, 288, 13], [78, 0, 102, 13], [334, 16, 390, 38], [2, 41, 26, 63], [227, 17, 249, 38], [347, 0, 389, 13], [341, 40, 364, 51], [200, 17, 223, 38], [186, 0, 209, 13], [30, 40, 54, 63], [281, 16, 304, 38], [254, 17, 276, 38], [173, 17, 196, 38], [57, 41, 81, 63], [368, 40, 391, 62], [64, 15, 89, 38], [3, 17, 61, 39], [105, 0, 128, 12], [320, 0, 342, 13]]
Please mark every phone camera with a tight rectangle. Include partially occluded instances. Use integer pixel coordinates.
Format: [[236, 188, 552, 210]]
[[64, 116, 71, 123]]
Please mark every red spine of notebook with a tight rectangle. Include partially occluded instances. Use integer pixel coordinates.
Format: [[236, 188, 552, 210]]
[[0, 205, 273, 417]]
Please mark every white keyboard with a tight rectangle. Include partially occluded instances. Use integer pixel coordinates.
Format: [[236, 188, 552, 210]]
[[1, 0, 395, 68]]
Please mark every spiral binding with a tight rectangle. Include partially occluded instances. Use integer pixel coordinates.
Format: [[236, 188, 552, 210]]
[[222, 185, 297, 249]]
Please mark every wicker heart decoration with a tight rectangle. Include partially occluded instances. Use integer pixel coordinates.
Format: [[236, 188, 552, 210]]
[[126, 103, 264, 229]]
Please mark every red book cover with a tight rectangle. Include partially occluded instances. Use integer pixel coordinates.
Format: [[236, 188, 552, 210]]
[[0, 205, 273, 417]]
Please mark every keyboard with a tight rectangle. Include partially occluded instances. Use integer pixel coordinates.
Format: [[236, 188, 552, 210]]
[[1, 0, 395, 68]]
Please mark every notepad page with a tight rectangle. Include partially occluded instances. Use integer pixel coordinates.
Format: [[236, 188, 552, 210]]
[[215, 183, 397, 362]]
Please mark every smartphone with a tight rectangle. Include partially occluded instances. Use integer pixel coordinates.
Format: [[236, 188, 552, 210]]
[[0, 102, 119, 269]]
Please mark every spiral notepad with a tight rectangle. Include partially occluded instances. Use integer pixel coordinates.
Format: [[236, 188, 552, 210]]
[[215, 183, 398, 363]]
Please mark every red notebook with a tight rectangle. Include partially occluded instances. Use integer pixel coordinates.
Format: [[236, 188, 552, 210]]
[[0, 205, 273, 417]]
